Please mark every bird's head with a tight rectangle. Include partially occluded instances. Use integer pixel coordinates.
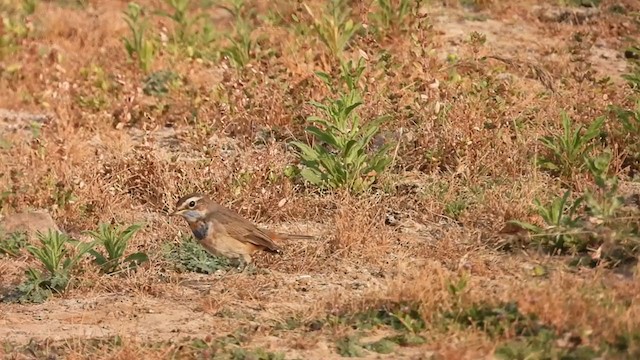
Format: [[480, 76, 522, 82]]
[[170, 193, 210, 223]]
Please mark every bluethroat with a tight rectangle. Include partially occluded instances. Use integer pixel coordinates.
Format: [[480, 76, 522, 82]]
[[170, 192, 313, 270]]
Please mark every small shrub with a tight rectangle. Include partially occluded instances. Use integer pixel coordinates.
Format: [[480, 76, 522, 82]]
[[0, 1, 33, 59], [609, 100, 640, 172], [495, 330, 599, 360], [123, 2, 155, 72], [155, 0, 218, 59], [291, 58, 392, 193], [536, 112, 604, 179], [221, 24, 253, 69], [142, 70, 180, 97], [303, 0, 361, 60], [622, 44, 640, 92], [18, 230, 95, 303], [336, 302, 426, 333], [86, 223, 148, 274], [369, 0, 414, 39], [582, 152, 625, 219], [336, 335, 365, 357], [0, 229, 28, 257], [508, 190, 587, 254], [444, 301, 547, 338], [509, 152, 640, 264]]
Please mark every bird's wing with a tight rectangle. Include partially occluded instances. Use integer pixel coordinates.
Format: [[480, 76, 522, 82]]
[[211, 205, 282, 253]]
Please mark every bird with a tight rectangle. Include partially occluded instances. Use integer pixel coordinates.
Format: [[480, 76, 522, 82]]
[[170, 192, 314, 271]]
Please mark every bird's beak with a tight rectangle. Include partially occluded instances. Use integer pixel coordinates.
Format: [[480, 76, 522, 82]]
[[169, 209, 180, 217]]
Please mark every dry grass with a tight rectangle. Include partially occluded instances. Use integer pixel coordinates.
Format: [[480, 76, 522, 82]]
[[1, 0, 640, 358]]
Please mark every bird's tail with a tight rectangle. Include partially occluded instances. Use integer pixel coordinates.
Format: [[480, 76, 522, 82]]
[[264, 229, 316, 241], [280, 233, 316, 240]]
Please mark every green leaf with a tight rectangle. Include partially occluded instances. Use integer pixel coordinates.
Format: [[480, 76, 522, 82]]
[[506, 220, 543, 234], [88, 249, 108, 266], [124, 252, 149, 266], [300, 167, 324, 185], [306, 126, 339, 147]]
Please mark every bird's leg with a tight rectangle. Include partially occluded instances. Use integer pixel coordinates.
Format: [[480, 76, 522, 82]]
[[238, 255, 257, 274]]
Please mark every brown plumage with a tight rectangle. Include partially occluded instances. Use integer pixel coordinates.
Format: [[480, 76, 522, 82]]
[[170, 192, 313, 269]]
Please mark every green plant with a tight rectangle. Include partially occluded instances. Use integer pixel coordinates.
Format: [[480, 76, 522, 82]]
[[609, 100, 640, 169], [537, 112, 604, 179], [123, 2, 155, 72], [157, 0, 192, 44], [165, 236, 231, 274], [142, 69, 180, 97], [22, 0, 37, 15], [369, 0, 414, 38], [291, 58, 392, 193], [155, 0, 217, 58], [0, 230, 28, 257], [18, 230, 95, 303], [221, 25, 253, 69], [336, 335, 365, 357], [444, 301, 547, 338], [622, 45, 640, 92], [85, 223, 148, 274], [508, 191, 587, 254], [303, 0, 361, 59], [495, 329, 599, 360], [52, 182, 76, 209], [0, 0, 33, 59], [583, 152, 624, 219]]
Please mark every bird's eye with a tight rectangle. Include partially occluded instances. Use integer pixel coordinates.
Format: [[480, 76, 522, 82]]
[[188, 201, 196, 208]]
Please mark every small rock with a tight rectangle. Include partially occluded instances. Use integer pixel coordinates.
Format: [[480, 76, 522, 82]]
[[0, 211, 61, 238]]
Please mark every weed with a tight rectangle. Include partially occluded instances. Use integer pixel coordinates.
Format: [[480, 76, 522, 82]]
[[444, 301, 547, 338], [183, 335, 282, 359], [444, 198, 468, 220], [157, 0, 193, 44], [52, 182, 76, 209], [291, 58, 392, 193], [18, 230, 95, 303], [22, 0, 37, 15], [0, 0, 33, 59], [155, 0, 217, 58], [85, 223, 147, 274], [304, 0, 362, 59], [609, 100, 640, 172], [0, 229, 28, 257], [218, 0, 247, 20], [165, 236, 231, 274], [608, 330, 640, 358], [363, 338, 397, 354], [123, 2, 155, 72], [622, 44, 640, 92], [369, 0, 414, 39], [222, 25, 253, 69], [76, 64, 116, 112], [508, 191, 587, 254], [536, 112, 604, 179], [336, 335, 365, 357], [511, 150, 640, 263], [582, 152, 624, 219], [495, 329, 599, 360], [142, 70, 180, 97], [383, 333, 426, 346], [229, 347, 285, 360], [331, 302, 426, 333]]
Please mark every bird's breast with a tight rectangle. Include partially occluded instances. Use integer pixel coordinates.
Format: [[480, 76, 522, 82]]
[[190, 221, 209, 241]]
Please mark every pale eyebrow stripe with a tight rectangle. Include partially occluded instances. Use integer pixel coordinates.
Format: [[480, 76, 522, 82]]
[[182, 196, 203, 205]]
